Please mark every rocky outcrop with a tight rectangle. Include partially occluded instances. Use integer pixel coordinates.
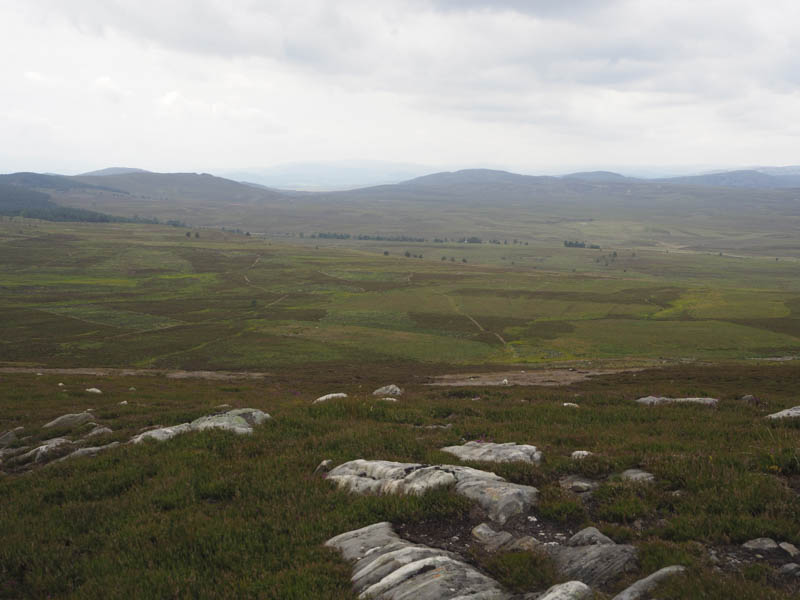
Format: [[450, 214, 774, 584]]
[[85, 426, 113, 439], [0, 428, 21, 448], [326, 522, 511, 599], [58, 442, 120, 462], [43, 412, 94, 430], [546, 543, 638, 587], [636, 396, 718, 407], [767, 406, 800, 419], [313, 393, 348, 404], [611, 565, 686, 600], [373, 384, 403, 397], [9, 437, 76, 466], [441, 441, 543, 465], [471, 522, 539, 553], [130, 408, 271, 444], [327, 459, 538, 524]]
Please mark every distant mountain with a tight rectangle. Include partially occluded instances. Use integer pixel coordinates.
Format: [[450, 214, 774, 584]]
[[80, 167, 150, 177], [754, 165, 800, 177], [0, 182, 127, 222], [658, 169, 800, 189], [0, 172, 124, 193], [216, 160, 433, 191], [562, 171, 635, 182]]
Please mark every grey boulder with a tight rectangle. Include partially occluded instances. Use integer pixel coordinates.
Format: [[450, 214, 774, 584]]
[[441, 441, 543, 465], [43, 412, 95, 430], [58, 442, 120, 462], [313, 392, 348, 404], [560, 475, 600, 494], [568, 527, 614, 547], [130, 408, 270, 443], [373, 384, 403, 396], [742, 537, 779, 551], [14, 438, 76, 465], [611, 565, 686, 600]]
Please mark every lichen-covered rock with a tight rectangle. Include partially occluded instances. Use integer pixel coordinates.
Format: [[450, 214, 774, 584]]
[[327, 459, 537, 524], [620, 469, 655, 483], [636, 396, 718, 407], [326, 522, 512, 599], [313, 392, 348, 404], [43, 412, 94, 430], [612, 565, 686, 600], [130, 423, 193, 444], [767, 406, 800, 420], [536, 581, 593, 600], [547, 543, 638, 587], [373, 384, 403, 397], [441, 441, 543, 465], [568, 527, 614, 547], [224, 408, 271, 426], [190, 413, 252, 435]]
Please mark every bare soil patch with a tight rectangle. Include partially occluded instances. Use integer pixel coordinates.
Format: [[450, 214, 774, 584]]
[[427, 367, 645, 387], [0, 367, 269, 380]]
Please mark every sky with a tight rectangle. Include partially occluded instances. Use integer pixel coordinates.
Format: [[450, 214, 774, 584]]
[[2, 0, 800, 176]]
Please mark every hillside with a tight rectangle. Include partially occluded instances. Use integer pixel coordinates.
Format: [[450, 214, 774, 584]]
[[0, 183, 123, 222], [659, 169, 800, 189], [80, 167, 150, 177]]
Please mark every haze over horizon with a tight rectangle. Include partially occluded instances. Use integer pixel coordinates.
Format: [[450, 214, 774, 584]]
[[2, 1, 799, 176]]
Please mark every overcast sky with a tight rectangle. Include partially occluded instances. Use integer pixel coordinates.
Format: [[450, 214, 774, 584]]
[[2, 0, 799, 175]]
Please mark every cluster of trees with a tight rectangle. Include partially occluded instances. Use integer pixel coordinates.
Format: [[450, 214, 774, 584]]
[[564, 240, 600, 249], [441, 256, 468, 263]]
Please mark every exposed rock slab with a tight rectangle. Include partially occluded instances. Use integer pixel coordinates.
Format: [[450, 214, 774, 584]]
[[471, 522, 539, 553], [326, 522, 511, 600], [0, 429, 19, 448], [620, 469, 655, 484], [780, 542, 800, 557], [59, 442, 120, 462], [130, 408, 270, 444], [767, 406, 800, 419], [12, 438, 76, 466], [546, 543, 638, 587], [327, 459, 538, 524], [85, 426, 113, 439], [636, 396, 718, 407], [373, 384, 403, 396], [313, 392, 348, 404], [441, 441, 543, 465], [43, 412, 94, 430], [611, 565, 686, 600]]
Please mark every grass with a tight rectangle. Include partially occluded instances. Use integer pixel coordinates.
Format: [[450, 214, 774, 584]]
[[1, 362, 799, 598]]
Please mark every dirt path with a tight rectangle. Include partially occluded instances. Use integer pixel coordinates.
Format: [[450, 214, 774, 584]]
[[0, 367, 269, 380], [427, 367, 645, 387], [445, 295, 517, 357]]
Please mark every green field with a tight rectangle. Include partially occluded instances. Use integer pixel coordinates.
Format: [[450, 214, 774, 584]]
[[2, 219, 800, 370]]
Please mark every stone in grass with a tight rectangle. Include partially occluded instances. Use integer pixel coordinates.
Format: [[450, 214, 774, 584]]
[[620, 469, 655, 483], [130, 423, 193, 444], [563, 402, 580, 408], [612, 565, 686, 600], [314, 459, 333, 474], [43, 412, 95, 430], [373, 384, 402, 397], [85, 388, 103, 394], [568, 526, 615, 547], [58, 442, 120, 462], [326, 522, 511, 600], [440, 441, 543, 465], [313, 392, 348, 404], [571, 450, 592, 460], [560, 475, 599, 494], [636, 395, 718, 407], [377, 397, 397, 402], [14, 438, 76, 466], [742, 538, 779, 551], [130, 408, 271, 443], [779, 563, 800, 576], [471, 523, 515, 553], [767, 406, 800, 420], [536, 581, 593, 600], [0, 429, 18, 449], [327, 459, 538, 525], [780, 542, 800, 557]]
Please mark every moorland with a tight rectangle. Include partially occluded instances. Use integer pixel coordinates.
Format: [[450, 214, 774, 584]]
[[1, 168, 799, 599]]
